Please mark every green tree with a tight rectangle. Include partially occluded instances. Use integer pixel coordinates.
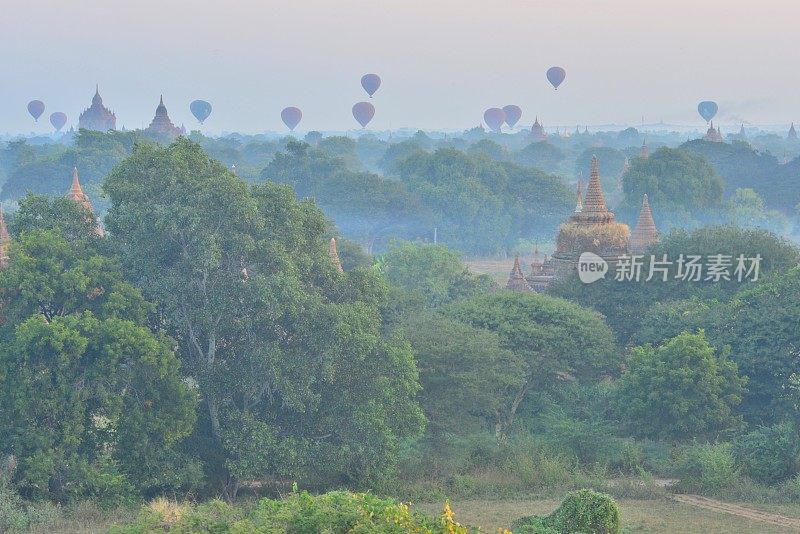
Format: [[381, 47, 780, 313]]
[[447, 292, 618, 443], [0, 229, 197, 501], [714, 267, 800, 424], [104, 139, 424, 498], [620, 147, 724, 228], [401, 312, 525, 438], [615, 331, 746, 441], [378, 241, 491, 307]]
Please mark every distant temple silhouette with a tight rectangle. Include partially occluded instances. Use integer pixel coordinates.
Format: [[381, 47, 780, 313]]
[[704, 121, 723, 142], [145, 96, 185, 139], [78, 86, 116, 132], [530, 117, 547, 141]]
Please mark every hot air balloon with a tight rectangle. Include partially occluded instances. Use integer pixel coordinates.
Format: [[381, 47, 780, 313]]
[[27, 100, 45, 121], [697, 101, 718, 123], [361, 74, 381, 98], [190, 100, 213, 124], [50, 112, 67, 132], [546, 67, 566, 90], [502, 105, 522, 128], [352, 102, 375, 128], [281, 107, 302, 131], [483, 108, 506, 133]]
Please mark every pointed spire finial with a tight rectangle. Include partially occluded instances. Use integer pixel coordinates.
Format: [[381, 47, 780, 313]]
[[630, 193, 659, 253], [506, 255, 531, 291]]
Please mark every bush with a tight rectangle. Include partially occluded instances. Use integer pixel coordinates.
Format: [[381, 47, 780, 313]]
[[512, 489, 621, 534], [733, 424, 800, 485], [676, 443, 739, 493], [111, 491, 484, 533]]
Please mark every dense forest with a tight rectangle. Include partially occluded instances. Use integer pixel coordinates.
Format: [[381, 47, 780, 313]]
[[0, 129, 799, 532]]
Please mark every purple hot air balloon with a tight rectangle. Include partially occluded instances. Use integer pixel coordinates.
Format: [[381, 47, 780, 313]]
[[502, 105, 522, 128], [352, 102, 375, 128], [546, 66, 566, 90], [281, 107, 303, 131], [483, 108, 506, 133], [361, 74, 381, 98], [27, 100, 45, 121], [50, 112, 67, 132]]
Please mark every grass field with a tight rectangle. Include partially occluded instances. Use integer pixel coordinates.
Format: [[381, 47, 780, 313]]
[[416, 498, 800, 533]]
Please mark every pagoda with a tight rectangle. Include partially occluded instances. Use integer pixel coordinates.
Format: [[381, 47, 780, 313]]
[[329, 238, 343, 272], [506, 255, 532, 291], [640, 139, 649, 158], [788, 123, 797, 141], [66, 168, 104, 236], [704, 121, 723, 142], [530, 117, 547, 141], [144, 96, 184, 139], [526, 247, 556, 292], [629, 194, 659, 254], [0, 208, 10, 271], [551, 156, 630, 278], [78, 86, 116, 132]]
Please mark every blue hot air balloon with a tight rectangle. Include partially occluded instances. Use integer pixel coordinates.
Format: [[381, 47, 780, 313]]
[[502, 105, 522, 128], [190, 100, 213, 124], [281, 107, 302, 131], [484, 108, 506, 133], [27, 100, 45, 121], [546, 67, 566, 90], [697, 101, 718, 123], [352, 102, 375, 128], [50, 112, 67, 132], [361, 74, 381, 98]]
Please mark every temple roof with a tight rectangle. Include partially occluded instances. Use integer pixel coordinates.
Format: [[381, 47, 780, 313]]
[[506, 255, 531, 291], [789, 123, 797, 140], [79, 86, 116, 132], [66, 167, 93, 212], [145, 95, 183, 138], [584, 156, 608, 213], [630, 194, 659, 253], [640, 139, 649, 158]]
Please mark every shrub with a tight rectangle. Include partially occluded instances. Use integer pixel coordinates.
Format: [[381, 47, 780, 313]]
[[676, 442, 739, 493], [111, 491, 484, 533], [512, 489, 621, 534], [733, 424, 800, 485]]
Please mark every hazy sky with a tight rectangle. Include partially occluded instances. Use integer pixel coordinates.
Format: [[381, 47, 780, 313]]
[[3, 0, 798, 134]]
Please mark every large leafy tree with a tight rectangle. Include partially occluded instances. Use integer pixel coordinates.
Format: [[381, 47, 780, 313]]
[[615, 331, 746, 441], [619, 147, 724, 228], [0, 225, 196, 501], [446, 292, 618, 443], [104, 139, 424, 498], [401, 312, 525, 439], [713, 267, 800, 425]]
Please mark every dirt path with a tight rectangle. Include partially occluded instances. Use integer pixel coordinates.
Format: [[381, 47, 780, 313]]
[[673, 494, 800, 530]]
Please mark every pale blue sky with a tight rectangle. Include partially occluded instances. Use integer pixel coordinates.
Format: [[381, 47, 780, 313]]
[[2, 0, 798, 134]]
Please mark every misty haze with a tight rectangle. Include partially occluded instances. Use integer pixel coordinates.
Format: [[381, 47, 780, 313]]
[[0, 1, 799, 533]]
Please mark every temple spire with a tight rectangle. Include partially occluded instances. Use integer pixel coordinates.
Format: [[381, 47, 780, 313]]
[[329, 238, 343, 272], [583, 155, 608, 213], [574, 180, 583, 212], [640, 139, 649, 158], [506, 255, 531, 291], [630, 194, 659, 253]]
